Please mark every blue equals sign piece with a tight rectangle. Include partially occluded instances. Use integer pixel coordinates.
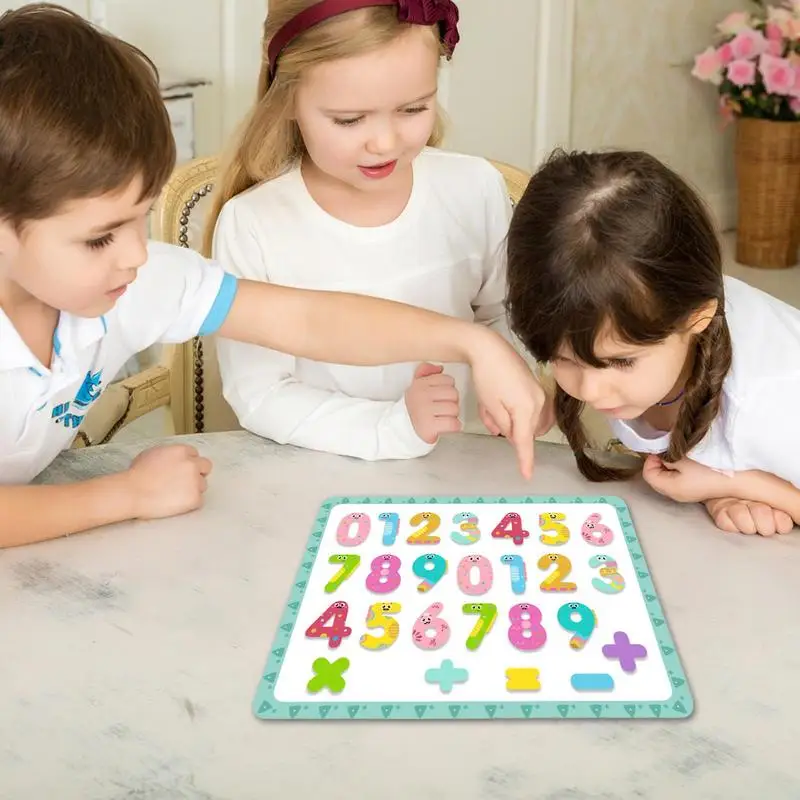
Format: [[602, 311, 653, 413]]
[[571, 673, 615, 692]]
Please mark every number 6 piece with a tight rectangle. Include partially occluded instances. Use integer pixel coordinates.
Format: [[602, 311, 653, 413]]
[[253, 496, 693, 721]]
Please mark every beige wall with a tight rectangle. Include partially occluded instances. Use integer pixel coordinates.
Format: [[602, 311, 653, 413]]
[[570, 0, 744, 230], [99, 0, 267, 157], [441, 0, 542, 169]]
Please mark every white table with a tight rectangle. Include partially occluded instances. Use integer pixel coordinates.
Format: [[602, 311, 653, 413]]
[[1, 431, 798, 799]]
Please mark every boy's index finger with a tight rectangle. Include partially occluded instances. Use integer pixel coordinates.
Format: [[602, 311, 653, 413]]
[[510, 414, 535, 480]]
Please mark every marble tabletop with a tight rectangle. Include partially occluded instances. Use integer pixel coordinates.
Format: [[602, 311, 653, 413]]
[[1, 431, 798, 800]]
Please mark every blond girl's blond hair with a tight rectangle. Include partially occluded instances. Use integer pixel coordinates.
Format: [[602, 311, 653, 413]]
[[202, 0, 447, 256]]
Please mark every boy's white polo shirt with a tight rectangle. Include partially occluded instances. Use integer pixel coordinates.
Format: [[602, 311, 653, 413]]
[[0, 242, 238, 485]]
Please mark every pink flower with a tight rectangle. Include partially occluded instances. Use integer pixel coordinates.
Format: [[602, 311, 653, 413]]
[[727, 58, 757, 86], [718, 42, 735, 64], [692, 46, 723, 84], [767, 39, 785, 56], [767, 6, 792, 35], [766, 21, 785, 40], [717, 11, 752, 35], [765, 21, 787, 54], [759, 53, 796, 94], [730, 28, 769, 60]]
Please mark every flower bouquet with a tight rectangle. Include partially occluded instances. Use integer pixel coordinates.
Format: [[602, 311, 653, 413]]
[[692, 1, 800, 267]]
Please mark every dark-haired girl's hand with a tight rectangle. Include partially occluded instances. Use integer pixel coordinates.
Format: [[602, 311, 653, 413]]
[[644, 456, 798, 534], [641, 454, 732, 503], [704, 497, 794, 537]]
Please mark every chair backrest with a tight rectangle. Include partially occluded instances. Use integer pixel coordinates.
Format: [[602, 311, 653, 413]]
[[151, 156, 221, 434], [151, 155, 536, 436]]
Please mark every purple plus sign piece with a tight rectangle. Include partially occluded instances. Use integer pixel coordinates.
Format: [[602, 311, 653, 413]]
[[602, 631, 648, 673]]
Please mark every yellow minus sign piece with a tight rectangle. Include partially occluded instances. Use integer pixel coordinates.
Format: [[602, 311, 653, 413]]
[[505, 668, 541, 692]]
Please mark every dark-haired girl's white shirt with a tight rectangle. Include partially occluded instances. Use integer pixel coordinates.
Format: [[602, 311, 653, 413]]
[[610, 276, 800, 489]]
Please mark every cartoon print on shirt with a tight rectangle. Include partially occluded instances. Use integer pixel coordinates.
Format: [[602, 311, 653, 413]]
[[51, 370, 103, 429]]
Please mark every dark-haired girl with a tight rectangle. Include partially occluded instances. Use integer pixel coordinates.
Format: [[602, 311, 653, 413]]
[[506, 148, 800, 536]]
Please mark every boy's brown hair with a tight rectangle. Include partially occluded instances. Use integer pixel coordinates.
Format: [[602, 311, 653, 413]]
[[0, 3, 175, 229]]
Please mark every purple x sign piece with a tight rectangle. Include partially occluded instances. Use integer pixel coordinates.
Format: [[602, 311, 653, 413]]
[[602, 631, 648, 673]]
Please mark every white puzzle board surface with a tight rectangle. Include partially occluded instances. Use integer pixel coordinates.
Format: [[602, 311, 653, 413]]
[[254, 495, 693, 721]]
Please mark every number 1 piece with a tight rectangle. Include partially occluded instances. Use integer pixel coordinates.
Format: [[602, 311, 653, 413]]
[[500, 554, 527, 594], [378, 512, 400, 546]]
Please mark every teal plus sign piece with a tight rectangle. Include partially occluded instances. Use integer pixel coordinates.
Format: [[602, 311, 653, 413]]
[[425, 659, 469, 694]]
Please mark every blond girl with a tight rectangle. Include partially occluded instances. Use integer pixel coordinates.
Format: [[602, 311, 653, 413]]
[[205, 0, 536, 461]]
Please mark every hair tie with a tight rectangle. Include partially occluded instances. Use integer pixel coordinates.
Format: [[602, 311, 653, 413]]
[[654, 388, 685, 407], [267, 0, 460, 79]]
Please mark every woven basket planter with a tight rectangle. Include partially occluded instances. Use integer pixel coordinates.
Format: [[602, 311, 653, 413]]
[[735, 118, 800, 269]]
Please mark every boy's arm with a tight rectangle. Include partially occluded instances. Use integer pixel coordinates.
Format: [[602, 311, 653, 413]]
[[216, 282, 543, 477], [0, 475, 135, 547], [218, 280, 484, 367], [0, 445, 211, 548], [210, 199, 486, 372]]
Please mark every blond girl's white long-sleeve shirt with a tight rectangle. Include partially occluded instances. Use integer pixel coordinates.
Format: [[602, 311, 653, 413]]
[[213, 148, 515, 461]]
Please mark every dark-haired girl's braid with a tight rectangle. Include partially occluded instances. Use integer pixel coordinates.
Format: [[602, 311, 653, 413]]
[[555, 388, 639, 482], [665, 317, 732, 463]]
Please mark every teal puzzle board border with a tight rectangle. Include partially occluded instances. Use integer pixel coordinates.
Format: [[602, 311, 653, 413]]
[[253, 495, 694, 720]]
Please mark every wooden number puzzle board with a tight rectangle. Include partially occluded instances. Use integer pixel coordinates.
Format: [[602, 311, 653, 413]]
[[253, 496, 693, 720]]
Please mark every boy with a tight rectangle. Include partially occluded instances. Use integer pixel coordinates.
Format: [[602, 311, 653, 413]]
[[0, 4, 546, 547]]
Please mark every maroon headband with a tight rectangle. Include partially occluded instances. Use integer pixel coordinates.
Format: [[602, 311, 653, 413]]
[[267, 0, 460, 78]]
